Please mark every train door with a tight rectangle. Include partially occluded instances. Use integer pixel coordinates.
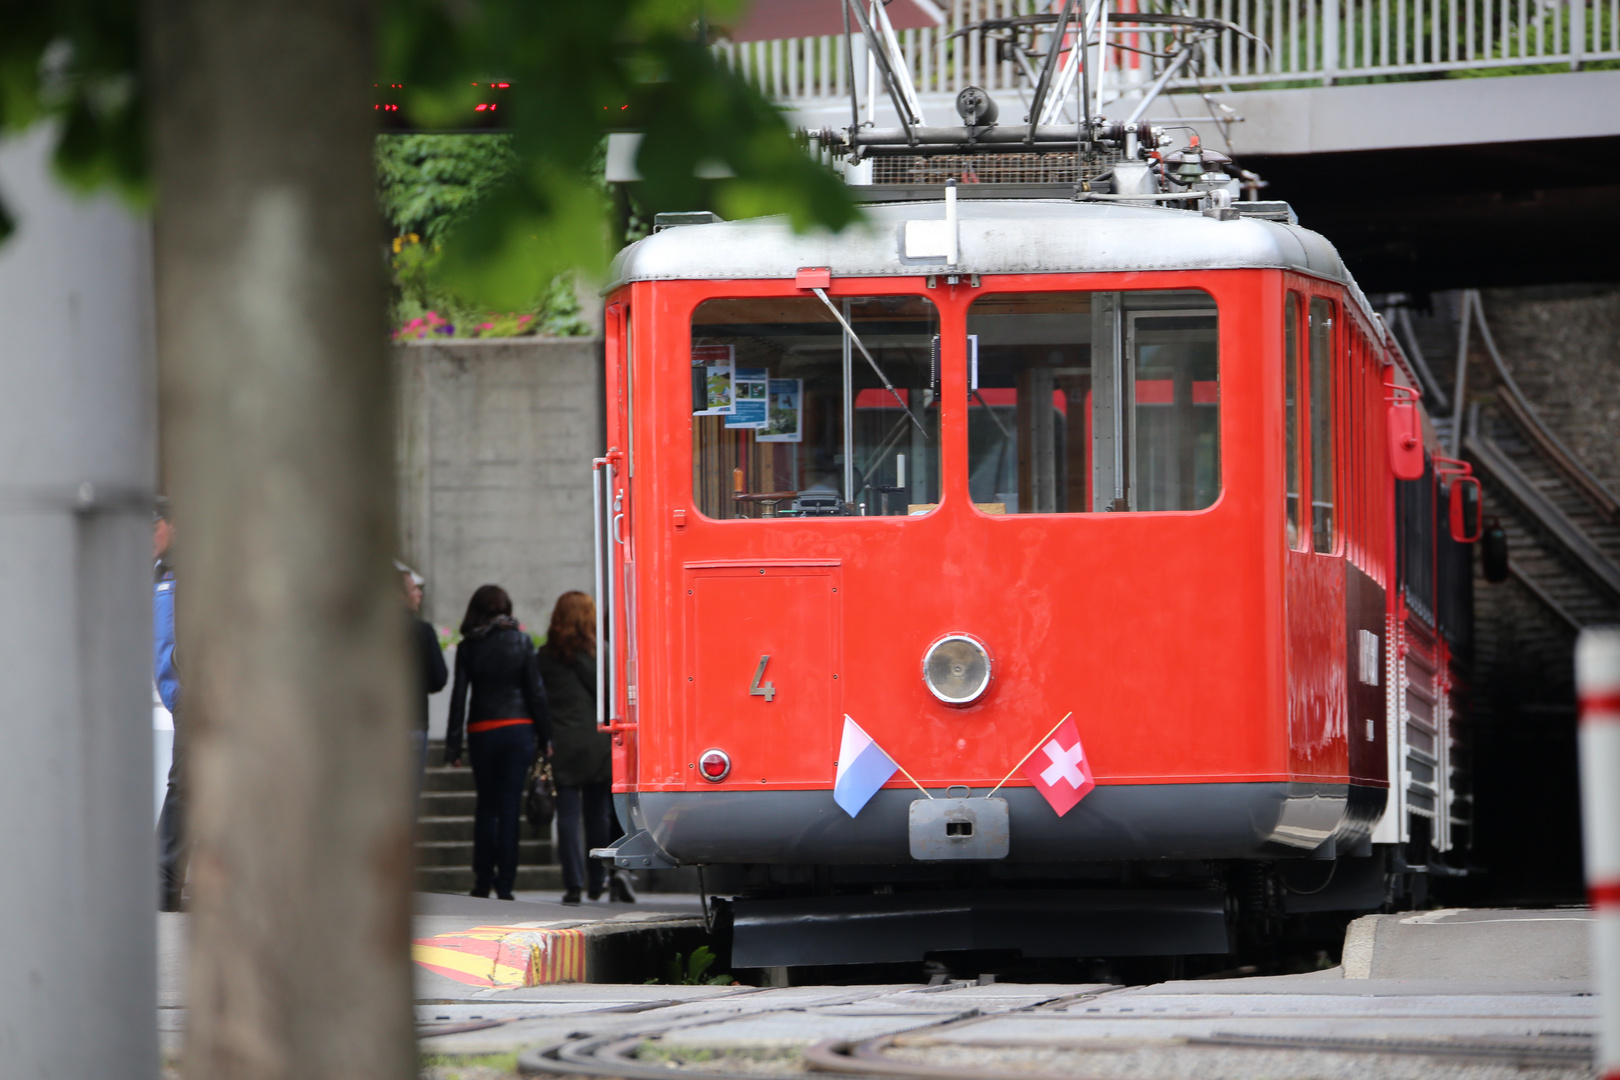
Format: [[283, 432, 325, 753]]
[[1283, 289, 1350, 784], [677, 292, 938, 787], [1387, 453, 1474, 856], [1391, 457, 1442, 850], [1344, 323, 1390, 814], [599, 301, 638, 774]]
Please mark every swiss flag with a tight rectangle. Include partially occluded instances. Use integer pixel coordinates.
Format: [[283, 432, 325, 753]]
[[1020, 716, 1095, 817]]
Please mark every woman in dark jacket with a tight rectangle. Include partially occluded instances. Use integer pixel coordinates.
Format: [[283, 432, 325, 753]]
[[445, 584, 550, 900], [536, 591, 619, 904]]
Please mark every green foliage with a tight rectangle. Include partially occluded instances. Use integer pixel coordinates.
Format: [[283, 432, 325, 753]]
[[377, 134, 517, 245], [649, 946, 733, 986], [381, 0, 862, 308], [0, 0, 146, 239], [418, 1050, 520, 1077], [0, 0, 862, 291], [1446, 4, 1620, 78], [387, 232, 590, 339], [378, 135, 592, 338]]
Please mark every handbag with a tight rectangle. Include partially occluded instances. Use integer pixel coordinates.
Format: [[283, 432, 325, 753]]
[[524, 756, 557, 837]]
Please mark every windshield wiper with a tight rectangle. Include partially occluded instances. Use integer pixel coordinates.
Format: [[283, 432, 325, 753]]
[[811, 287, 929, 439]]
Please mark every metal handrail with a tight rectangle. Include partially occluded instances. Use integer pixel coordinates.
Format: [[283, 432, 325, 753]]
[[717, 0, 1616, 104], [1465, 432, 1620, 600], [591, 457, 609, 730], [1508, 562, 1583, 631]]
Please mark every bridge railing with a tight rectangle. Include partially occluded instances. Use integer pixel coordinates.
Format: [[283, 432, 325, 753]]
[[715, 0, 1619, 107]]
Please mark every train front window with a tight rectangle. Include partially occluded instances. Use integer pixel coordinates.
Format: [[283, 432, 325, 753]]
[[690, 295, 940, 519], [966, 290, 1219, 514]]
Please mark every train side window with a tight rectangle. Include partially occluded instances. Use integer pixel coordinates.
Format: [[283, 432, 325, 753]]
[[1308, 296, 1337, 553], [1344, 325, 1358, 563], [1351, 327, 1368, 567], [689, 295, 940, 519], [965, 289, 1218, 514], [1285, 292, 1303, 549]]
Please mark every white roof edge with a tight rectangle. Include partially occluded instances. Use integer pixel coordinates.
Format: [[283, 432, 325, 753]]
[[606, 199, 1377, 324]]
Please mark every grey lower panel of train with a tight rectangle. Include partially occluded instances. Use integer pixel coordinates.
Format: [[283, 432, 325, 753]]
[[614, 781, 1387, 866], [728, 887, 1231, 967]]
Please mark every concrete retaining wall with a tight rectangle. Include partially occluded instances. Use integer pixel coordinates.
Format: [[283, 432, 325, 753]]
[[1478, 284, 1620, 497], [395, 336, 604, 640]]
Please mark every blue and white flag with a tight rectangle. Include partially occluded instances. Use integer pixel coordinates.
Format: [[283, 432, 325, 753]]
[[834, 715, 899, 818]]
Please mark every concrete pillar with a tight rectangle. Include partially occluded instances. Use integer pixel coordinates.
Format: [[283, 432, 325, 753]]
[[0, 126, 157, 1078]]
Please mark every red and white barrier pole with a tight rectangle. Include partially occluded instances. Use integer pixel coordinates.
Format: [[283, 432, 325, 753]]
[[1580, 627, 1620, 1080]]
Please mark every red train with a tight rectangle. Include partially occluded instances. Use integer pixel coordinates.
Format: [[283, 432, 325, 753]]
[[591, 137, 1481, 968]]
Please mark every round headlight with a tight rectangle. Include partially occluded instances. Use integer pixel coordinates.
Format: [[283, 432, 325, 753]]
[[922, 635, 992, 705]]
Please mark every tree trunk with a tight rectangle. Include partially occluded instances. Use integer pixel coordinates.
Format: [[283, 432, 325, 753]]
[[146, 0, 417, 1077]]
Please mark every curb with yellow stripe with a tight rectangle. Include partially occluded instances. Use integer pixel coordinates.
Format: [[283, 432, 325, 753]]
[[412, 924, 588, 989]]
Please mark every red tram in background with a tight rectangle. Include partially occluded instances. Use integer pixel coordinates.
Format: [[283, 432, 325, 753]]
[[590, 134, 1481, 970]]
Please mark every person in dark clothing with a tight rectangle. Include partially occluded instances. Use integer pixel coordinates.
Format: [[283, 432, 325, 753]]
[[536, 591, 624, 904], [445, 584, 549, 900], [154, 501, 186, 911], [402, 565, 448, 798]]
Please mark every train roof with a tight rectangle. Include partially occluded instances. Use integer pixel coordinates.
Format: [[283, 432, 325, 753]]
[[609, 197, 1357, 296], [607, 193, 1438, 449]]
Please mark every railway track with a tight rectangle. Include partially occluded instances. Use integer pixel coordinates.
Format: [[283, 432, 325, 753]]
[[514, 980, 1597, 1080], [515, 981, 1019, 1080]]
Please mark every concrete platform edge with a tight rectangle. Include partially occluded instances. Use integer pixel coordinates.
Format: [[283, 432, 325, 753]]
[[1342, 914, 1377, 978]]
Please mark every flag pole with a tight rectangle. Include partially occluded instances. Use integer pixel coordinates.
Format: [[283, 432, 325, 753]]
[[987, 712, 1074, 798], [892, 758, 935, 799]]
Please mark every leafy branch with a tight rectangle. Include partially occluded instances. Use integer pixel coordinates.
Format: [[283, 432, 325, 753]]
[[1, 0, 862, 301]]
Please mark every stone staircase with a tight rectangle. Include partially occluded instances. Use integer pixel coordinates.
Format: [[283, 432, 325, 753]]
[[416, 745, 564, 894]]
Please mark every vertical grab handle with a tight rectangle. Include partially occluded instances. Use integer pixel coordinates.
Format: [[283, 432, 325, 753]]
[[592, 457, 607, 729]]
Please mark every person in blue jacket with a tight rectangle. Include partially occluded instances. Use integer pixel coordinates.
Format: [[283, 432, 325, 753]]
[[153, 501, 185, 911]]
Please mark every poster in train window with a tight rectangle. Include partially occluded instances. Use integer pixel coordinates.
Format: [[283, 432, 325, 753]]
[[692, 344, 735, 415], [725, 367, 770, 429], [759, 378, 803, 443]]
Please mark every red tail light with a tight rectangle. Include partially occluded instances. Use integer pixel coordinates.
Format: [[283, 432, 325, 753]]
[[698, 749, 732, 782]]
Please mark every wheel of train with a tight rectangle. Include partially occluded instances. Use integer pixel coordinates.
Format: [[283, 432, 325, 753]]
[[588, 157, 1480, 972]]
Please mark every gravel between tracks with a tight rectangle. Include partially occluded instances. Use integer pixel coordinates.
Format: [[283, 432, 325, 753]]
[[620, 1042, 1597, 1080], [636, 1043, 808, 1074], [879, 1042, 1596, 1080]]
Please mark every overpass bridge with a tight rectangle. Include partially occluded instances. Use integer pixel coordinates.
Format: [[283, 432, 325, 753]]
[[715, 0, 1620, 290]]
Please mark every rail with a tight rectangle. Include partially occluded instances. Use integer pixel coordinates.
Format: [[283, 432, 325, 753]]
[[717, 0, 1620, 107], [1466, 290, 1620, 524], [518, 990, 1598, 1078]]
